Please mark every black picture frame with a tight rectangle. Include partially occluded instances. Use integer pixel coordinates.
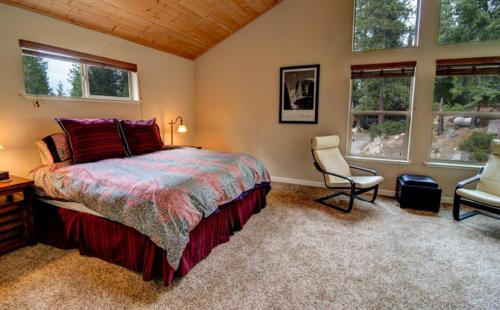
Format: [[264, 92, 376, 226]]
[[279, 64, 320, 124]]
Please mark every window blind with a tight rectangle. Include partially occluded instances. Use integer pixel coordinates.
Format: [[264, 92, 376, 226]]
[[19, 40, 137, 72], [351, 61, 416, 79], [436, 57, 500, 76]]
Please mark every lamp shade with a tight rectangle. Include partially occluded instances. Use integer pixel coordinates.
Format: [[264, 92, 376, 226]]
[[0, 144, 3, 150], [177, 124, 188, 133]]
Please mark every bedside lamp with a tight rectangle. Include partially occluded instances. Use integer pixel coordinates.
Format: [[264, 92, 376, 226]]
[[169, 116, 188, 145], [0, 144, 11, 182]]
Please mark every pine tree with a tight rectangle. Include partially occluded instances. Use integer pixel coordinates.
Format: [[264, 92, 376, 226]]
[[353, 0, 416, 127], [353, 0, 415, 51], [439, 0, 500, 44], [87, 66, 129, 97], [67, 64, 83, 97], [56, 81, 65, 96], [23, 56, 52, 95]]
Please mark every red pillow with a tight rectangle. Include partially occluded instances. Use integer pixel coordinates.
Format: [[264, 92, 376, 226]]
[[119, 118, 164, 156], [56, 118, 127, 164]]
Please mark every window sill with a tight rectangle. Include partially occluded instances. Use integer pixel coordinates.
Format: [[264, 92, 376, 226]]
[[346, 156, 410, 165], [424, 161, 483, 170], [21, 94, 141, 104]]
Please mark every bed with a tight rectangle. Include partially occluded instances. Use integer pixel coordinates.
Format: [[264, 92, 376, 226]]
[[31, 147, 270, 286]]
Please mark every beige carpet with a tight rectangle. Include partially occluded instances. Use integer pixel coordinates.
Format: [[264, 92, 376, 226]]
[[1, 183, 499, 309]]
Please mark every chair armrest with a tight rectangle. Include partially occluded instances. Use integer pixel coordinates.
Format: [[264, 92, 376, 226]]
[[313, 162, 355, 186], [456, 174, 481, 190], [349, 165, 377, 176]]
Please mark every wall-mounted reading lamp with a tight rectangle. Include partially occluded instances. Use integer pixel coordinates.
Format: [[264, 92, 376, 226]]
[[169, 116, 188, 145]]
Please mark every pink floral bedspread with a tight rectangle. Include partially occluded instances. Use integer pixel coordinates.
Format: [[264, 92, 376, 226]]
[[31, 148, 270, 269]]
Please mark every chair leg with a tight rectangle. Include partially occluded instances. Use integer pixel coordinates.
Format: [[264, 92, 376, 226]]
[[370, 185, 379, 203], [346, 189, 355, 213], [315, 192, 354, 213], [453, 194, 480, 221], [453, 194, 461, 221]]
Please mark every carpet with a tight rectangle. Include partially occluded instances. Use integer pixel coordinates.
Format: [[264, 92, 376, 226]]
[[0, 183, 499, 309]]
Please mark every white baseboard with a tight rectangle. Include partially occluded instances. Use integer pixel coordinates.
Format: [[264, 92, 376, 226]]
[[271, 176, 453, 203]]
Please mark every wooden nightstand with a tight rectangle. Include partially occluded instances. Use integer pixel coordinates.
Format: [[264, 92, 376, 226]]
[[0, 176, 35, 254], [163, 145, 202, 150]]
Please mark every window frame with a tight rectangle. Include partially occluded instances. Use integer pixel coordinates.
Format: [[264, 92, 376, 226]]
[[346, 62, 417, 161], [428, 57, 500, 165], [351, 0, 422, 52], [20, 40, 139, 102]]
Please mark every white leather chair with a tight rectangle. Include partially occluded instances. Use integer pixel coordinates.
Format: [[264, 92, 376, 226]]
[[311, 135, 384, 212], [453, 139, 500, 221]]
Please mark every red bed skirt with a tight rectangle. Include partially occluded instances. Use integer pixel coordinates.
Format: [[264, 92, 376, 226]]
[[33, 184, 270, 286]]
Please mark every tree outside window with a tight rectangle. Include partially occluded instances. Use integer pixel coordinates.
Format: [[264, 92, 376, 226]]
[[431, 59, 499, 163], [348, 63, 416, 160], [353, 0, 419, 51], [439, 0, 500, 45]]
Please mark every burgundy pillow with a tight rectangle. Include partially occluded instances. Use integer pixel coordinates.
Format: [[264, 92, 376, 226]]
[[119, 118, 164, 156], [56, 118, 127, 164]]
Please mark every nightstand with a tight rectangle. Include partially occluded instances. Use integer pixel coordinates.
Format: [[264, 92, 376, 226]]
[[0, 176, 35, 254], [163, 145, 202, 150]]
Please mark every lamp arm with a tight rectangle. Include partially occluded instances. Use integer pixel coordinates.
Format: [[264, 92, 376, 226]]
[[169, 116, 184, 145]]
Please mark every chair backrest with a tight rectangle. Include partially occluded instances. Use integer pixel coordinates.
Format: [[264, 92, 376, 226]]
[[477, 139, 500, 196], [311, 135, 351, 184]]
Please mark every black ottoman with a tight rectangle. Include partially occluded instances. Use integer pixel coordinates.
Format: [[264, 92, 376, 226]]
[[396, 175, 442, 212]]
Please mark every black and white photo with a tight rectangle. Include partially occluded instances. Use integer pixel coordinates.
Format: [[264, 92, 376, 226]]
[[279, 64, 320, 123]]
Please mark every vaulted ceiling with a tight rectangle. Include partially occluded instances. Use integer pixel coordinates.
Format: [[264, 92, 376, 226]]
[[1, 0, 283, 59]]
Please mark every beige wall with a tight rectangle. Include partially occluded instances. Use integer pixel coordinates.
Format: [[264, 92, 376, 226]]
[[0, 3, 195, 177], [194, 0, 500, 198]]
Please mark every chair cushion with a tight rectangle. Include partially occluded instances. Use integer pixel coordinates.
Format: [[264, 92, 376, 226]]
[[327, 175, 384, 189], [491, 139, 500, 156], [312, 135, 340, 150], [477, 153, 500, 196], [313, 148, 352, 184], [456, 188, 500, 207]]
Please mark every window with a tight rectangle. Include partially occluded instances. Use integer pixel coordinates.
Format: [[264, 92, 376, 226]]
[[348, 62, 416, 160], [438, 0, 500, 45], [20, 40, 139, 101], [353, 0, 420, 51], [430, 57, 499, 164]]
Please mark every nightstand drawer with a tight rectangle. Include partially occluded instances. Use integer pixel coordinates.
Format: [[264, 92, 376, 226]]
[[0, 176, 35, 254]]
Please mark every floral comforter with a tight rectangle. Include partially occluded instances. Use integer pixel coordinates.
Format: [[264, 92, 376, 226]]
[[31, 148, 270, 269]]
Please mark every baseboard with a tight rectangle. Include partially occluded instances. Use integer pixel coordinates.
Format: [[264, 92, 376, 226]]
[[271, 176, 453, 203], [271, 176, 325, 188]]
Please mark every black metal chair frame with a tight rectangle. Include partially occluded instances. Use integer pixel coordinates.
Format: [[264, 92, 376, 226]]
[[312, 150, 380, 213], [453, 168, 500, 221]]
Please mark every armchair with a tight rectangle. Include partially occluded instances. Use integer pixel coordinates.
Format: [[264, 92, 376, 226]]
[[311, 135, 384, 213], [453, 139, 500, 221]]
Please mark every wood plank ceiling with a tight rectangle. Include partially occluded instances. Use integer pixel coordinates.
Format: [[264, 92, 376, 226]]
[[0, 0, 283, 59]]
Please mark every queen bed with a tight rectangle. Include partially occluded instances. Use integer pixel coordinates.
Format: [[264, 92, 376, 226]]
[[31, 134, 270, 286]]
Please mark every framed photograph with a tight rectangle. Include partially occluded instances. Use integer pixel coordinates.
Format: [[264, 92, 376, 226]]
[[279, 64, 320, 124]]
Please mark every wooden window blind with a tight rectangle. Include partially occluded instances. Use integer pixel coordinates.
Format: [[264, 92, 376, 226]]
[[19, 40, 137, 72], [351, 61, 416, 79], [436, 57, 499, 76]]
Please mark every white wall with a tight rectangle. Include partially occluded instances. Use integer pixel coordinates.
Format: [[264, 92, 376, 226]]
[[194, 0, 500, 197], [0, 3, 195, 177]]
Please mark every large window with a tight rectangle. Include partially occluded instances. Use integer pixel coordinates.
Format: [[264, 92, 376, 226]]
[[439, 0, 500, 45], [348, 62, 416, 160], [353, 0, 420, 51], [430, 57, 499, 164], [20, 40, 138, 101]]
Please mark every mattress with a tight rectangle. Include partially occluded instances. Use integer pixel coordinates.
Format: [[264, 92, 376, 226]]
[[37, 198, 103, 218]]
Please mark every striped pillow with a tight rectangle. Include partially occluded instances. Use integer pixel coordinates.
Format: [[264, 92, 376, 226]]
[[56, 118, 127, 164], [42, 133, 72, 163], [119, 118, 164, 156]]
